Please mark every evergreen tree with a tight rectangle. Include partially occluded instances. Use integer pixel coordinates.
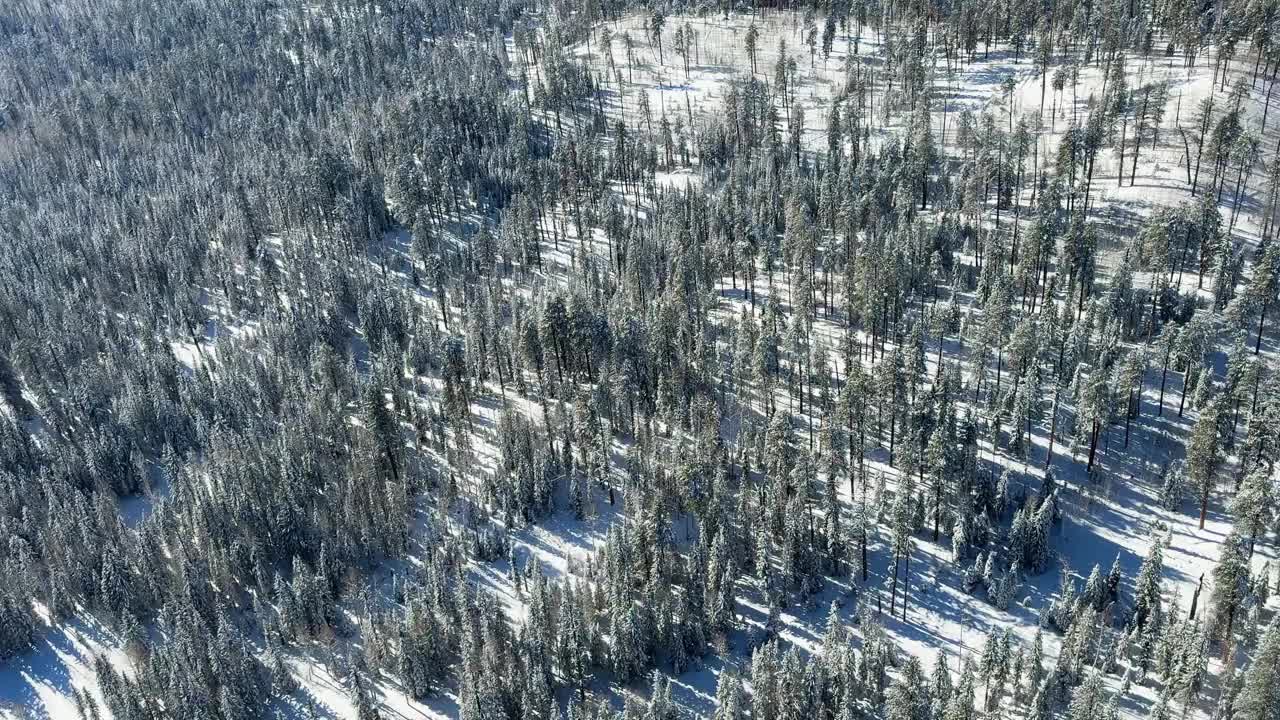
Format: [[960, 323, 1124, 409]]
[[1210, 532, 1252, 659], [1187, 399, 1224, 529], [1233, 616, 1280, 720]]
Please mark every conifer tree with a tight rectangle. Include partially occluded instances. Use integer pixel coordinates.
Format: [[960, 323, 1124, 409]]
[[1233, 616, 1280, 720], [1210, 531, 1252, 660], [1188, 398, 1224, 529]]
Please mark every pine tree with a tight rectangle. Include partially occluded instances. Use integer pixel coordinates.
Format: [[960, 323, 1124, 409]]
[[1028, 629, 1046, 695], [1231, 465, 1275, 556], [1244, 239, 1280, 354], [649, 10, 666, 65], [1187, 399, 1223, 529], [886, 657, 927, 720], [1233, 616, 1280, 720], [353, 674, 385, 720], [751, 640, 781, 719], [889, 475, 914, 617], [1106, 554, 1123, 605], [1066, 671, 1106, 720], [713, 670, 747, 720], [931, 651, 954, 716], [1133, 538, 1165, 632], [0, 593, 36, 661], [1083, 564, 1108, 611], [980, 632, 1007, 711], [945, 660, 978, 720], [1210, 531, 1251, 660], [648, 672, 679, 720]]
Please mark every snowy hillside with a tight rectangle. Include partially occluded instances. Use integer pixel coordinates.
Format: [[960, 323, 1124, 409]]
[[1, 2, 1279, 720]]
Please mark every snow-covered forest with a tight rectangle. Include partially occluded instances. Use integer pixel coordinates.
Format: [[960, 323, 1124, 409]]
[[1, 0, 1279, 718]]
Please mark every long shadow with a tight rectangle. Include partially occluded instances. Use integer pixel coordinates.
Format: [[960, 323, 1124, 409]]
[[0, 615, 120, 716]]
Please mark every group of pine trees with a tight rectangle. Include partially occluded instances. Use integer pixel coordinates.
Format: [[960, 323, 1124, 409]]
[[0, 0, 1279, 717]]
